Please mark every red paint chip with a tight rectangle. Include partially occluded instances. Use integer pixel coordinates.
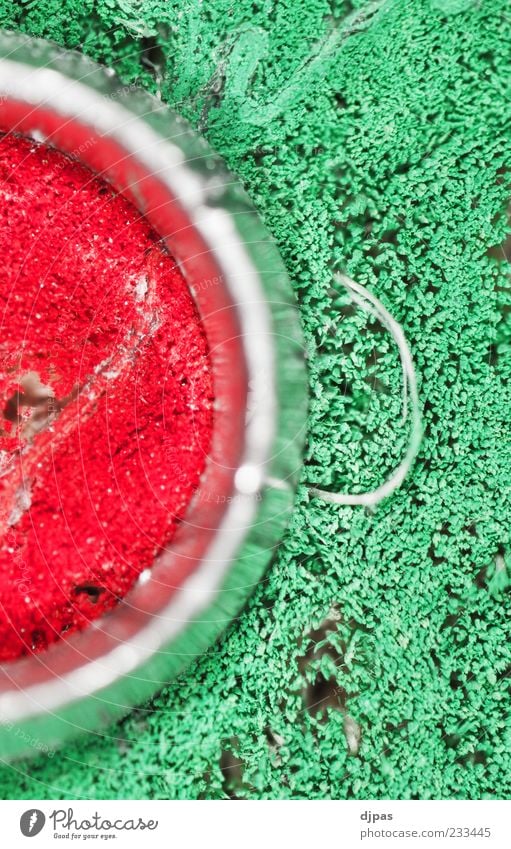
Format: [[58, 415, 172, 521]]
[[0, 133, 214, 660]]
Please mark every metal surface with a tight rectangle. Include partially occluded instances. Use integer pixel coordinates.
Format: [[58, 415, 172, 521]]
[[0, 31, 308, 758]]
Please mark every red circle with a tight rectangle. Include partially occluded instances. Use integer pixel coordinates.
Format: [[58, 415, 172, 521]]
[[0, 133, 214, 660]]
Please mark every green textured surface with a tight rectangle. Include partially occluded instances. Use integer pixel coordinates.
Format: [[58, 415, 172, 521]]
[[0, 0, 511, 799]]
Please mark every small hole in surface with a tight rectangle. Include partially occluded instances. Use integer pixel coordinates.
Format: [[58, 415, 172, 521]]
[[30, 629, 47, 652], [219, 746, 246, 799], [456, 750, 488, 766], [497, 665, 511, 681], [140, 35, 167, 80], [430, 648, 441, 669], [428, 544, 445, 566], [303, 672, 347, 720], [449, 670, 463, 690], [473, 566, 488, 589], [441, 613, 460, 630], [73, 584, 106, 604]]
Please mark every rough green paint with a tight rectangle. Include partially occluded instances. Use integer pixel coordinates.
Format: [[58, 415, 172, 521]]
[[0, 0, 510, 799]]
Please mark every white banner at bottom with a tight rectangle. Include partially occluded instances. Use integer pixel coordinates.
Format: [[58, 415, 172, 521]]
[[2, 799, 510, 849]]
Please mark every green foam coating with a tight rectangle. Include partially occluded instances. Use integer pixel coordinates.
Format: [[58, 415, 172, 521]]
[[0, 0, 510, 799]]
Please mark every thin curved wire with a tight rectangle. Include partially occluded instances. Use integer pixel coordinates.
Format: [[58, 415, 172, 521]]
[[307, 273, 423, 507]]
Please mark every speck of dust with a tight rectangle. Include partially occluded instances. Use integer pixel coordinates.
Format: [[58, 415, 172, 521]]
[[0, 132, 214, 660]]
